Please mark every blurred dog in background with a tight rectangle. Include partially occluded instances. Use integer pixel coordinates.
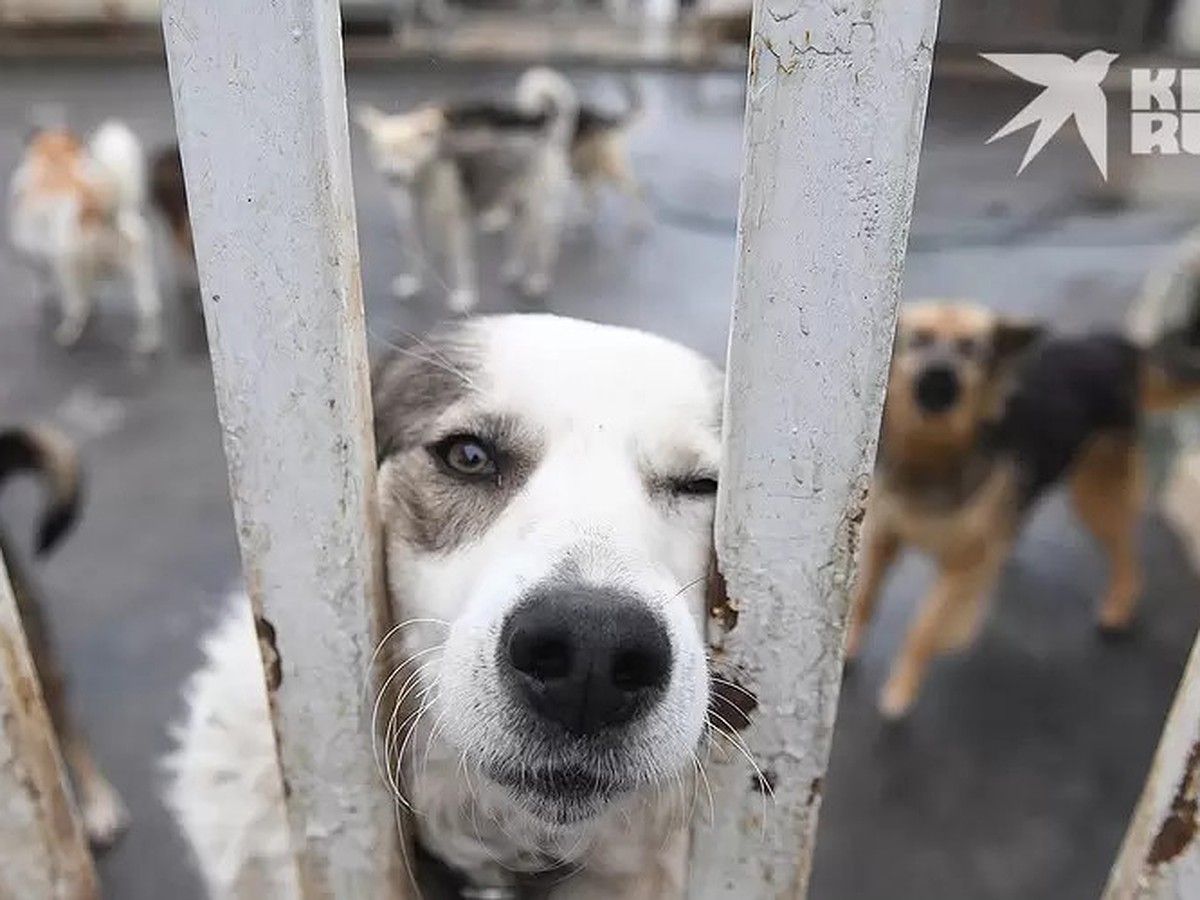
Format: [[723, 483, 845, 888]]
[[848, 296, 1200, 719], [355, 66, 581, 312], [0, 426, 129, 848], [8, 119, 162, 356]]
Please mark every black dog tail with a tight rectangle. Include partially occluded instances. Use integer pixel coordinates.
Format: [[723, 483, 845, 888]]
[[0, 426, 83, 556]]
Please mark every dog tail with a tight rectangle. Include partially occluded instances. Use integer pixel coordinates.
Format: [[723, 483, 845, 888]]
[[88, 120, 147, 210], [1138, 264, 1200, 413], [516, 66, 579, 145], [0, 426, 82, 556]]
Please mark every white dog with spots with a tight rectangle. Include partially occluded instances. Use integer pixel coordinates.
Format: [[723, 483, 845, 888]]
[[165, 315, 737, 899]]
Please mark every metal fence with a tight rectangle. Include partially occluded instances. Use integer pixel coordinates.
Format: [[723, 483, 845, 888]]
[[0, 0, 1198, 898]]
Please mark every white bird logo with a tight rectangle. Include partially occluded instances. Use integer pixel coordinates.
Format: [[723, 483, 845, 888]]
[[981, 50, 1118, 179]]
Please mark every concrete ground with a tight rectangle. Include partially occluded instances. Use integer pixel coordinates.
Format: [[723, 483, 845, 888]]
[[0, 58, 1198, 899]]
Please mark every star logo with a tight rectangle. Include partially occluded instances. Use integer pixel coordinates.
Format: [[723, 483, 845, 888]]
[[982, 51, 1118, 179]]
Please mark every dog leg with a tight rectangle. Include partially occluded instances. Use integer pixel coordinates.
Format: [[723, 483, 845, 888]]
[[62, 731, 130, 849], [516, 155, 570, 298], [443, 206, 478, 314], [878, 544, 1005, 719], [1070, 434, 1144, 635], [598, 145, 650, 235], [386, 186, 426, 300], [122, 214, 164, 356], [52, 257, 91, 348], [10, 555, 129, 848], [844, 515, 899, 662]]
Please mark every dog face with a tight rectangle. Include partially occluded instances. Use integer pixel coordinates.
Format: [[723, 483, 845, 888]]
[[354, 104, 444, 184], [374, 315, 721, 825], [885, 301, 1041, 451]]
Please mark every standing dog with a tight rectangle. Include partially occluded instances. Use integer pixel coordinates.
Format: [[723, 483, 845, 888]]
[[0, 426, 129, 847], [8, 121, 163, 355], [165, 315, 730, 898], [847, 299, 1200, 719], [355, 68, 580, 312]]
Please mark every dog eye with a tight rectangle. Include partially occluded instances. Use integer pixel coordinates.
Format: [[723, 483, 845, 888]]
[[670, 476, 718, 496], [907, 329, 935, 350], [431, 435, 497, 479], [955, 336, 981, 357]]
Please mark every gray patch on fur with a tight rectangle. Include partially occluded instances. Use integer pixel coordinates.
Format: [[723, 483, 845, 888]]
[[372, 325, 543, 554]]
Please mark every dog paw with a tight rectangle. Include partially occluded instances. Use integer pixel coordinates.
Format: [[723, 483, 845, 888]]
[[132, 329, 162, 357], [53, 319, 86, 348], [1097, 618, 1137, 642], [478, 207, 513, 234], [877, 679, 915, 721], [391, 275, 423, 299], [82, 783, 130, 851], [447, 289, 477, 315], [521, 274, 550, 298]]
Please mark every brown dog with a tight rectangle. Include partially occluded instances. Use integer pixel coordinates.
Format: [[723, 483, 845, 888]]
[[0, 426, 128, 847], [847, 300, 1200, 719]]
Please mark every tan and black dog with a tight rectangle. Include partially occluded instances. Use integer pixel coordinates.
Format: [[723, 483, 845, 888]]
[[0, 426, 128, 847], [847, 299, 1200, 720]]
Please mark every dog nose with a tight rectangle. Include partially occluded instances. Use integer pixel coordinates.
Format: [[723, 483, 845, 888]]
[[500, 588, 672, 737], [914, 364, 961, 414]]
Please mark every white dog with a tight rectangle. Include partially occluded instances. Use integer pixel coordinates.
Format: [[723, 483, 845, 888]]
[[8, 120, 162, 355], [165, 314, 731, 898]]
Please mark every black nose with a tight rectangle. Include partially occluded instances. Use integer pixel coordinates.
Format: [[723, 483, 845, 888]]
[[500, 587, 672, 737], [914, 364, 961, 414]]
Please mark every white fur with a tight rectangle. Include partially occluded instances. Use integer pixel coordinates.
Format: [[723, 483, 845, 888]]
[[8, 119, 162, 354], [162, 598, 298, 900], [165, 315, 723, 898]]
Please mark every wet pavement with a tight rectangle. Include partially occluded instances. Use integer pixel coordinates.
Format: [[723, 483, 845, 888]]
[[0, 58, 1198, 900]]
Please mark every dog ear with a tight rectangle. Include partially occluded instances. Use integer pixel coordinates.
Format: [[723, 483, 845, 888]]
[[991, 316, 1043, 365]]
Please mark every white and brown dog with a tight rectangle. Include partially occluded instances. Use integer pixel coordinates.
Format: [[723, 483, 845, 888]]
[[8, 120, 163, 355], [165, 315, 735, 898]]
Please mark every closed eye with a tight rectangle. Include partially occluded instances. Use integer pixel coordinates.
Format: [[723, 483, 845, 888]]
[[667, 475, 718, 497]]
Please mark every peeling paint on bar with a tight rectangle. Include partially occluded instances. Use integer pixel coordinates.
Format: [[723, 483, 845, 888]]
[[687, 0, 940, 896], [1104, 629, 1200, 899], [0, 554, 98, 900]]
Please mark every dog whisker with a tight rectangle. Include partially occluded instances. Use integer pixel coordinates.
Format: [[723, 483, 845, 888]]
[[705, 721, 770, 842], [363, 617, 448, 702], [382, 674, 442, 805], [368, 329, 480, 393], [387, 685, 441, 811], [370, 645, 446, 795]]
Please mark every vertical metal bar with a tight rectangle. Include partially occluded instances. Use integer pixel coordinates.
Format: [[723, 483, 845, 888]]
[[1104, 451, 1200, 900], [1103, 613, 1200, 899], [687, 0, 940, 896], [0, 554, 99, 900], [161, 1, 408, 896]]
